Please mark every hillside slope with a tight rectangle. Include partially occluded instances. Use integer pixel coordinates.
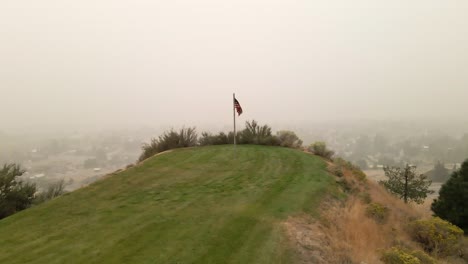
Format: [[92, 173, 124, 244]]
[[0, 145, 334, 264]]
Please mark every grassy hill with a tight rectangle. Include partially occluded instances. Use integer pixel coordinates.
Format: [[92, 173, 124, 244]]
[[0, 145, 334, 264]]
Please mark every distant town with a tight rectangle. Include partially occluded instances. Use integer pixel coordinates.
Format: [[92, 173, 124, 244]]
[[2, 120, 467, 192]]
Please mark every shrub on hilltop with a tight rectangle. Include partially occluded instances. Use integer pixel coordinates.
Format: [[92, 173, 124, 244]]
[[198, 132, 230, 146], [139, 121, 305, 162], [238, 120, 279, 145], [308, 141, 334, 160], [276, 130, 303, 148], [139, 127, 198, 162], [334, 157, 367, 181]]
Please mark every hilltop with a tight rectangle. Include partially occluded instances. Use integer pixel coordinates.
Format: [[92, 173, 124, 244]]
[[0, 145, 334, 264]]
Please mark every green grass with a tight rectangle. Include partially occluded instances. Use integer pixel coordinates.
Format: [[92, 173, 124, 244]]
[[0, 145, 334, 264]]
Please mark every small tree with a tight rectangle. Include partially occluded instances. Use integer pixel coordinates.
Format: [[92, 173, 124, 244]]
[[431, 159, 468, 232], [0, 163, 36, 219], [379, 165, 434, 204]]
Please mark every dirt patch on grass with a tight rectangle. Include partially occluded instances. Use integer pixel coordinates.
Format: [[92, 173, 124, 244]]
[[283, 215, 332, 264]]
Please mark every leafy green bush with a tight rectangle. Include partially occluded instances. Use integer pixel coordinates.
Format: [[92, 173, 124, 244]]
[[139, 127, 198, 162], [308, 141, 334, 160], [409, 217, 464, 257], [366, 202, 389, 223], [381, 247, 436, 264]]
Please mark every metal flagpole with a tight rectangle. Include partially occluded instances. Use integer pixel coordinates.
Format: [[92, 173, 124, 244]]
[[233, 93, 236, 147]]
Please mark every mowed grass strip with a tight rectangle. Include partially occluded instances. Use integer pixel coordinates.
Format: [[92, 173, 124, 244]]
[[0, 145, 333, 264]]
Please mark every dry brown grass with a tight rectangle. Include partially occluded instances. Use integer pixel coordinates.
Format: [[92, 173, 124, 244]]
[[285, 161, 465, 264], [319, 168, 427, 263]]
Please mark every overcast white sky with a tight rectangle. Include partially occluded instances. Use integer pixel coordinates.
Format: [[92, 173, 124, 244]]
[[1, 1, 467, 131]]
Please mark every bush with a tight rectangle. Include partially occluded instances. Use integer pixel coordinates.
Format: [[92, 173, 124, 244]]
[[139, 138, 161, 162], [139, 127, 198, 162], [381, 247, 421, 264], [199, 132, 230, 146], [197, 121, 306, 150], [34, 179, 66, 204], [409, 217, 464, 257], [276, 130, 303, 148], [381, 247, 436, 264], [329, 165, 344, 177], [309, 142, 334, 160], [366, 202, 389, 223], [238, 120, 279, 146], [410, 250, 437, 264], [0, 164, 36, 219], [358, 192, 372, 204], [336, 178, 352, 193], [334, 157, 367, 181]]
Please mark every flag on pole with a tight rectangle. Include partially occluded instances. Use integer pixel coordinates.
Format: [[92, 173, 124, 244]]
[[234, 98, 243, 116]]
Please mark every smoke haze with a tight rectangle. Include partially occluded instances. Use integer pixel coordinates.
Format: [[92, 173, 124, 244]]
[[1, 1, 468, 131]]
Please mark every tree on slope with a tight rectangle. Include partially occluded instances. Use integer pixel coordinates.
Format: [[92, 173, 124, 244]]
[[0, 163, 36, 219], [379, 164, 434, 204], [431, 159, 468, 232]]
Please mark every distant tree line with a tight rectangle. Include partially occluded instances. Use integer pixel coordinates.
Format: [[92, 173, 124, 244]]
[[138, 120, 303, 162]]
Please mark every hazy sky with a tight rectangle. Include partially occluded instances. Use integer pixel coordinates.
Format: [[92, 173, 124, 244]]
[[1, 1, 467, 131]]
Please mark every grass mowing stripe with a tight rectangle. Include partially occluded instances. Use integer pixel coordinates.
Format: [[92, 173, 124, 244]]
[[0, 145, 333, 264]]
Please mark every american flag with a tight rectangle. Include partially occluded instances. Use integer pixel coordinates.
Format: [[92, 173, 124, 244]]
[[234, 98, 243, 116]]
